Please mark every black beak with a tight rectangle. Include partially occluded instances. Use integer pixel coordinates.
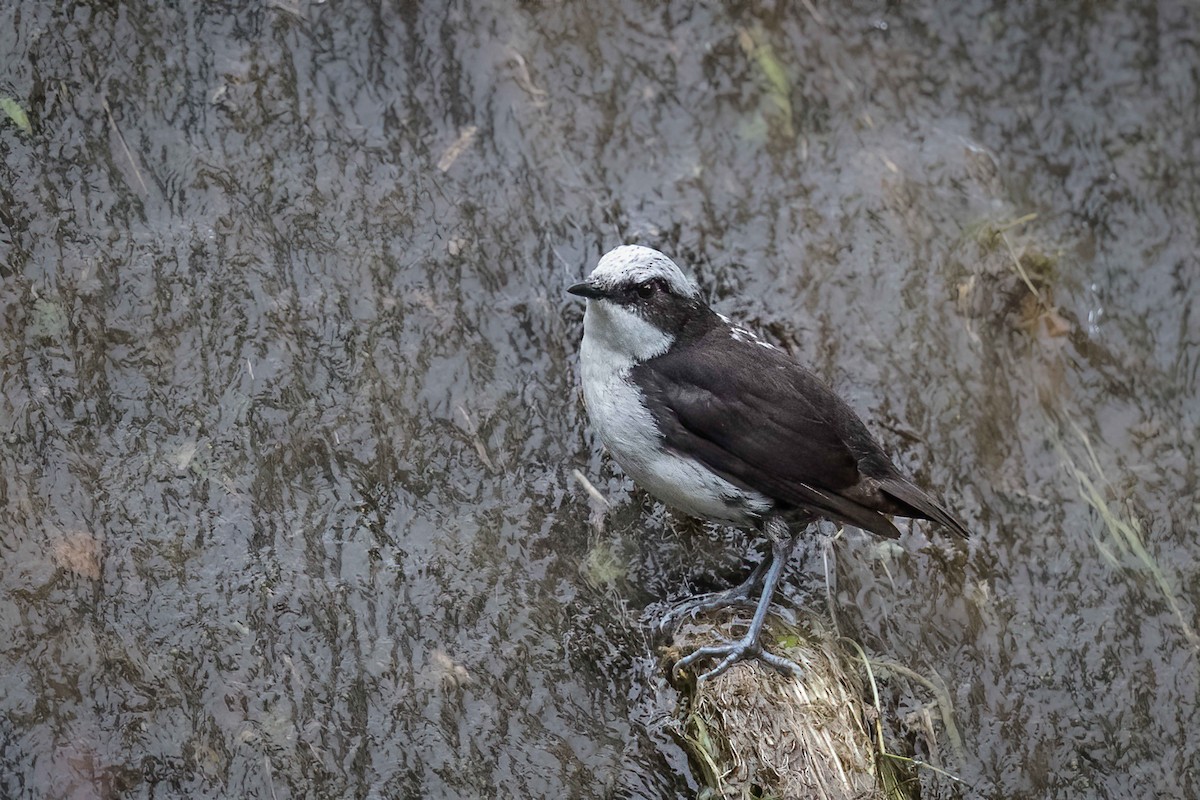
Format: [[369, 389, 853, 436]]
[[567, 280, 608, 300]]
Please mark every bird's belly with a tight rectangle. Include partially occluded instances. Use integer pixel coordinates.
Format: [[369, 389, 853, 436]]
[[581, 363, 770, 524], [624, 449, 767, 523]]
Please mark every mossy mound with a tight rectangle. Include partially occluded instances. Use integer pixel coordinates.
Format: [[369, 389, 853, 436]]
[[665, 613, 919, 800]]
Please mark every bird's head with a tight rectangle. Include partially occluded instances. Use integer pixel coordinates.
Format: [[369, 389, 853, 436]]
[[568, 245, 705, 363]]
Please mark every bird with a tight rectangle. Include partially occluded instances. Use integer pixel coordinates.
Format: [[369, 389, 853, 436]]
[[568, 244, 969, 682]]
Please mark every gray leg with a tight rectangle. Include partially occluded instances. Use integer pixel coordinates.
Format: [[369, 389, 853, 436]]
[[671, 523, 805, 683], [657, 553, 773, 633]]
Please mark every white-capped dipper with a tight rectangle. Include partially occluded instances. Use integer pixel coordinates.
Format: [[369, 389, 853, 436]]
[[568, 245, 968, 681]]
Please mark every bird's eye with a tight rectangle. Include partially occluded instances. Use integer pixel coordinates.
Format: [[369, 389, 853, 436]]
[[636, 279, 667, 299]]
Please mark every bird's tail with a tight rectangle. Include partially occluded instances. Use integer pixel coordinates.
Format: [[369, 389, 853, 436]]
[[878, 477, 970, 539]]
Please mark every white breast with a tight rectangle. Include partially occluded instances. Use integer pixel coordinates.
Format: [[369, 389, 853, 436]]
[[579, 303, 771, 524]]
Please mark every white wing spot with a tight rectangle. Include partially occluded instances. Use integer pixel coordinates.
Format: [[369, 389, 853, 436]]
[[727, 321, 779, 351]]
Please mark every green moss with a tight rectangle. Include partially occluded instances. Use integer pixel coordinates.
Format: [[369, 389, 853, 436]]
[[0, 96, 31, 134], [30, 297, 69, 341], [580, 539, 626, 589]]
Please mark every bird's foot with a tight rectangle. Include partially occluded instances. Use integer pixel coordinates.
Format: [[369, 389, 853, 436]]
[[671, 634, 804, 683], [657, 588, 760, 633], [668, 531, 803, 683], [658, 557, 774, 633]]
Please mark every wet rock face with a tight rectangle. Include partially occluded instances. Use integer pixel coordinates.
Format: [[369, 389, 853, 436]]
[[2, 1, 1198, 797]]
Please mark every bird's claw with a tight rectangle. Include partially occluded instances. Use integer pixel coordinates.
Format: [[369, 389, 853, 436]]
[[671, 638, 803, 684], [657, 593, 759, 633], [757, 649, 805, 679]]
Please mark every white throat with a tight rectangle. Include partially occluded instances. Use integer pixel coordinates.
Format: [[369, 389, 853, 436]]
[[580, 301, 673, 371]]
